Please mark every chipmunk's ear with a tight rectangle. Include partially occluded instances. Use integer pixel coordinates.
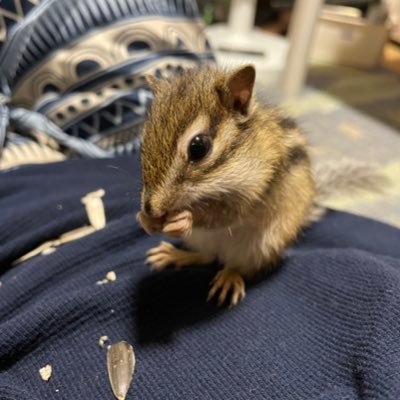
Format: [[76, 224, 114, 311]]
[[221, 65, 256, 115]]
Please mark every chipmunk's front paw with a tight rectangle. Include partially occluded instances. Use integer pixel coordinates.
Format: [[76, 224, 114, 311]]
[[145, 241, 177, 271], [146, 241, 200, 271], [207, 269, 246, 307], [162, 210, 192, 238]]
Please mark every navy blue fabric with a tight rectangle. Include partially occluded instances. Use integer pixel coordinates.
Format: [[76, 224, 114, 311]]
[[1, 156, 400, 399]]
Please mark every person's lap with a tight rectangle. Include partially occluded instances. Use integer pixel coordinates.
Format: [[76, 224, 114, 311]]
[[1, 156, 400, 399]]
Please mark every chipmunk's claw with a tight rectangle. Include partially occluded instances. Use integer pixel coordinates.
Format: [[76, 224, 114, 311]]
[[145, 241, 176, 271], [146, 241, 175, 256], [207, 269, 245, 307]]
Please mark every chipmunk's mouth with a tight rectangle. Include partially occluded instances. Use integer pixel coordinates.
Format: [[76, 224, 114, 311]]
[[136, 210, 165, 235]]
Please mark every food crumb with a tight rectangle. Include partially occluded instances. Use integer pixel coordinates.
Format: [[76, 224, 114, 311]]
[[106, 271, 116, 282], [56, 204, 63, 210], [99, 335, 110, 348], [55, 389, 59, 393], [96, 271, 117, 285], [39, 365, 52, 381]]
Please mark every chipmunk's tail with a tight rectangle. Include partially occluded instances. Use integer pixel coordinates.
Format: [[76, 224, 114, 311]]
[[305, 160, 390, 225]]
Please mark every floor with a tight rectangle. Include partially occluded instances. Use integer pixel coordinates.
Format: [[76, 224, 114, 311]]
[[256, 57, 400, 228]]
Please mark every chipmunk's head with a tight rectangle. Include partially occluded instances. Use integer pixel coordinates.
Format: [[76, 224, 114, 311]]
[[138, 65, 283, 231]]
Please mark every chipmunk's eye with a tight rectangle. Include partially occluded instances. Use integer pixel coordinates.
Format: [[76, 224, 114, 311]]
[[188, 135, 211, 162]]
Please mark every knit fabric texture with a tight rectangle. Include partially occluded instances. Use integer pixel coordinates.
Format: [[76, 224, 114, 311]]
[[1, 156, 400, 399]]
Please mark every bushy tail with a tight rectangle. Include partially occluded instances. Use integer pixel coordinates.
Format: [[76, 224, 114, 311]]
[[305, 160, 390, 225]]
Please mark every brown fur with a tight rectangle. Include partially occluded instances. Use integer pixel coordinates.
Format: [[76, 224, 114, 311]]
[[138, 65, 315, 306]]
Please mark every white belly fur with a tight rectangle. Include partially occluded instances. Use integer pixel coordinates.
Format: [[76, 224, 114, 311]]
[[184, 221, 271, 277]]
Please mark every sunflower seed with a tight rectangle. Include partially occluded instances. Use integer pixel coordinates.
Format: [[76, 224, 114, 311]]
[[81, 189, 106, 230], [107, 341, 135, 400]]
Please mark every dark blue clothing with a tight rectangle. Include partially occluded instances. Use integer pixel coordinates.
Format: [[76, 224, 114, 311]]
[[1, 156, 400, 399]]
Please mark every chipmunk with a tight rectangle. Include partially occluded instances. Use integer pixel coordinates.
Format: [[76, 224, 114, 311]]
[[136, 65, 385, 307]]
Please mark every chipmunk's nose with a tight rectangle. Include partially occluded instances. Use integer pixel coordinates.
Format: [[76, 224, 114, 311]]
[[143, 197, 166, 219]]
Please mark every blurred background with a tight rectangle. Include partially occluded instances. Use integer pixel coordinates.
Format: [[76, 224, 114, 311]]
[[198, 0, 400, 226]]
